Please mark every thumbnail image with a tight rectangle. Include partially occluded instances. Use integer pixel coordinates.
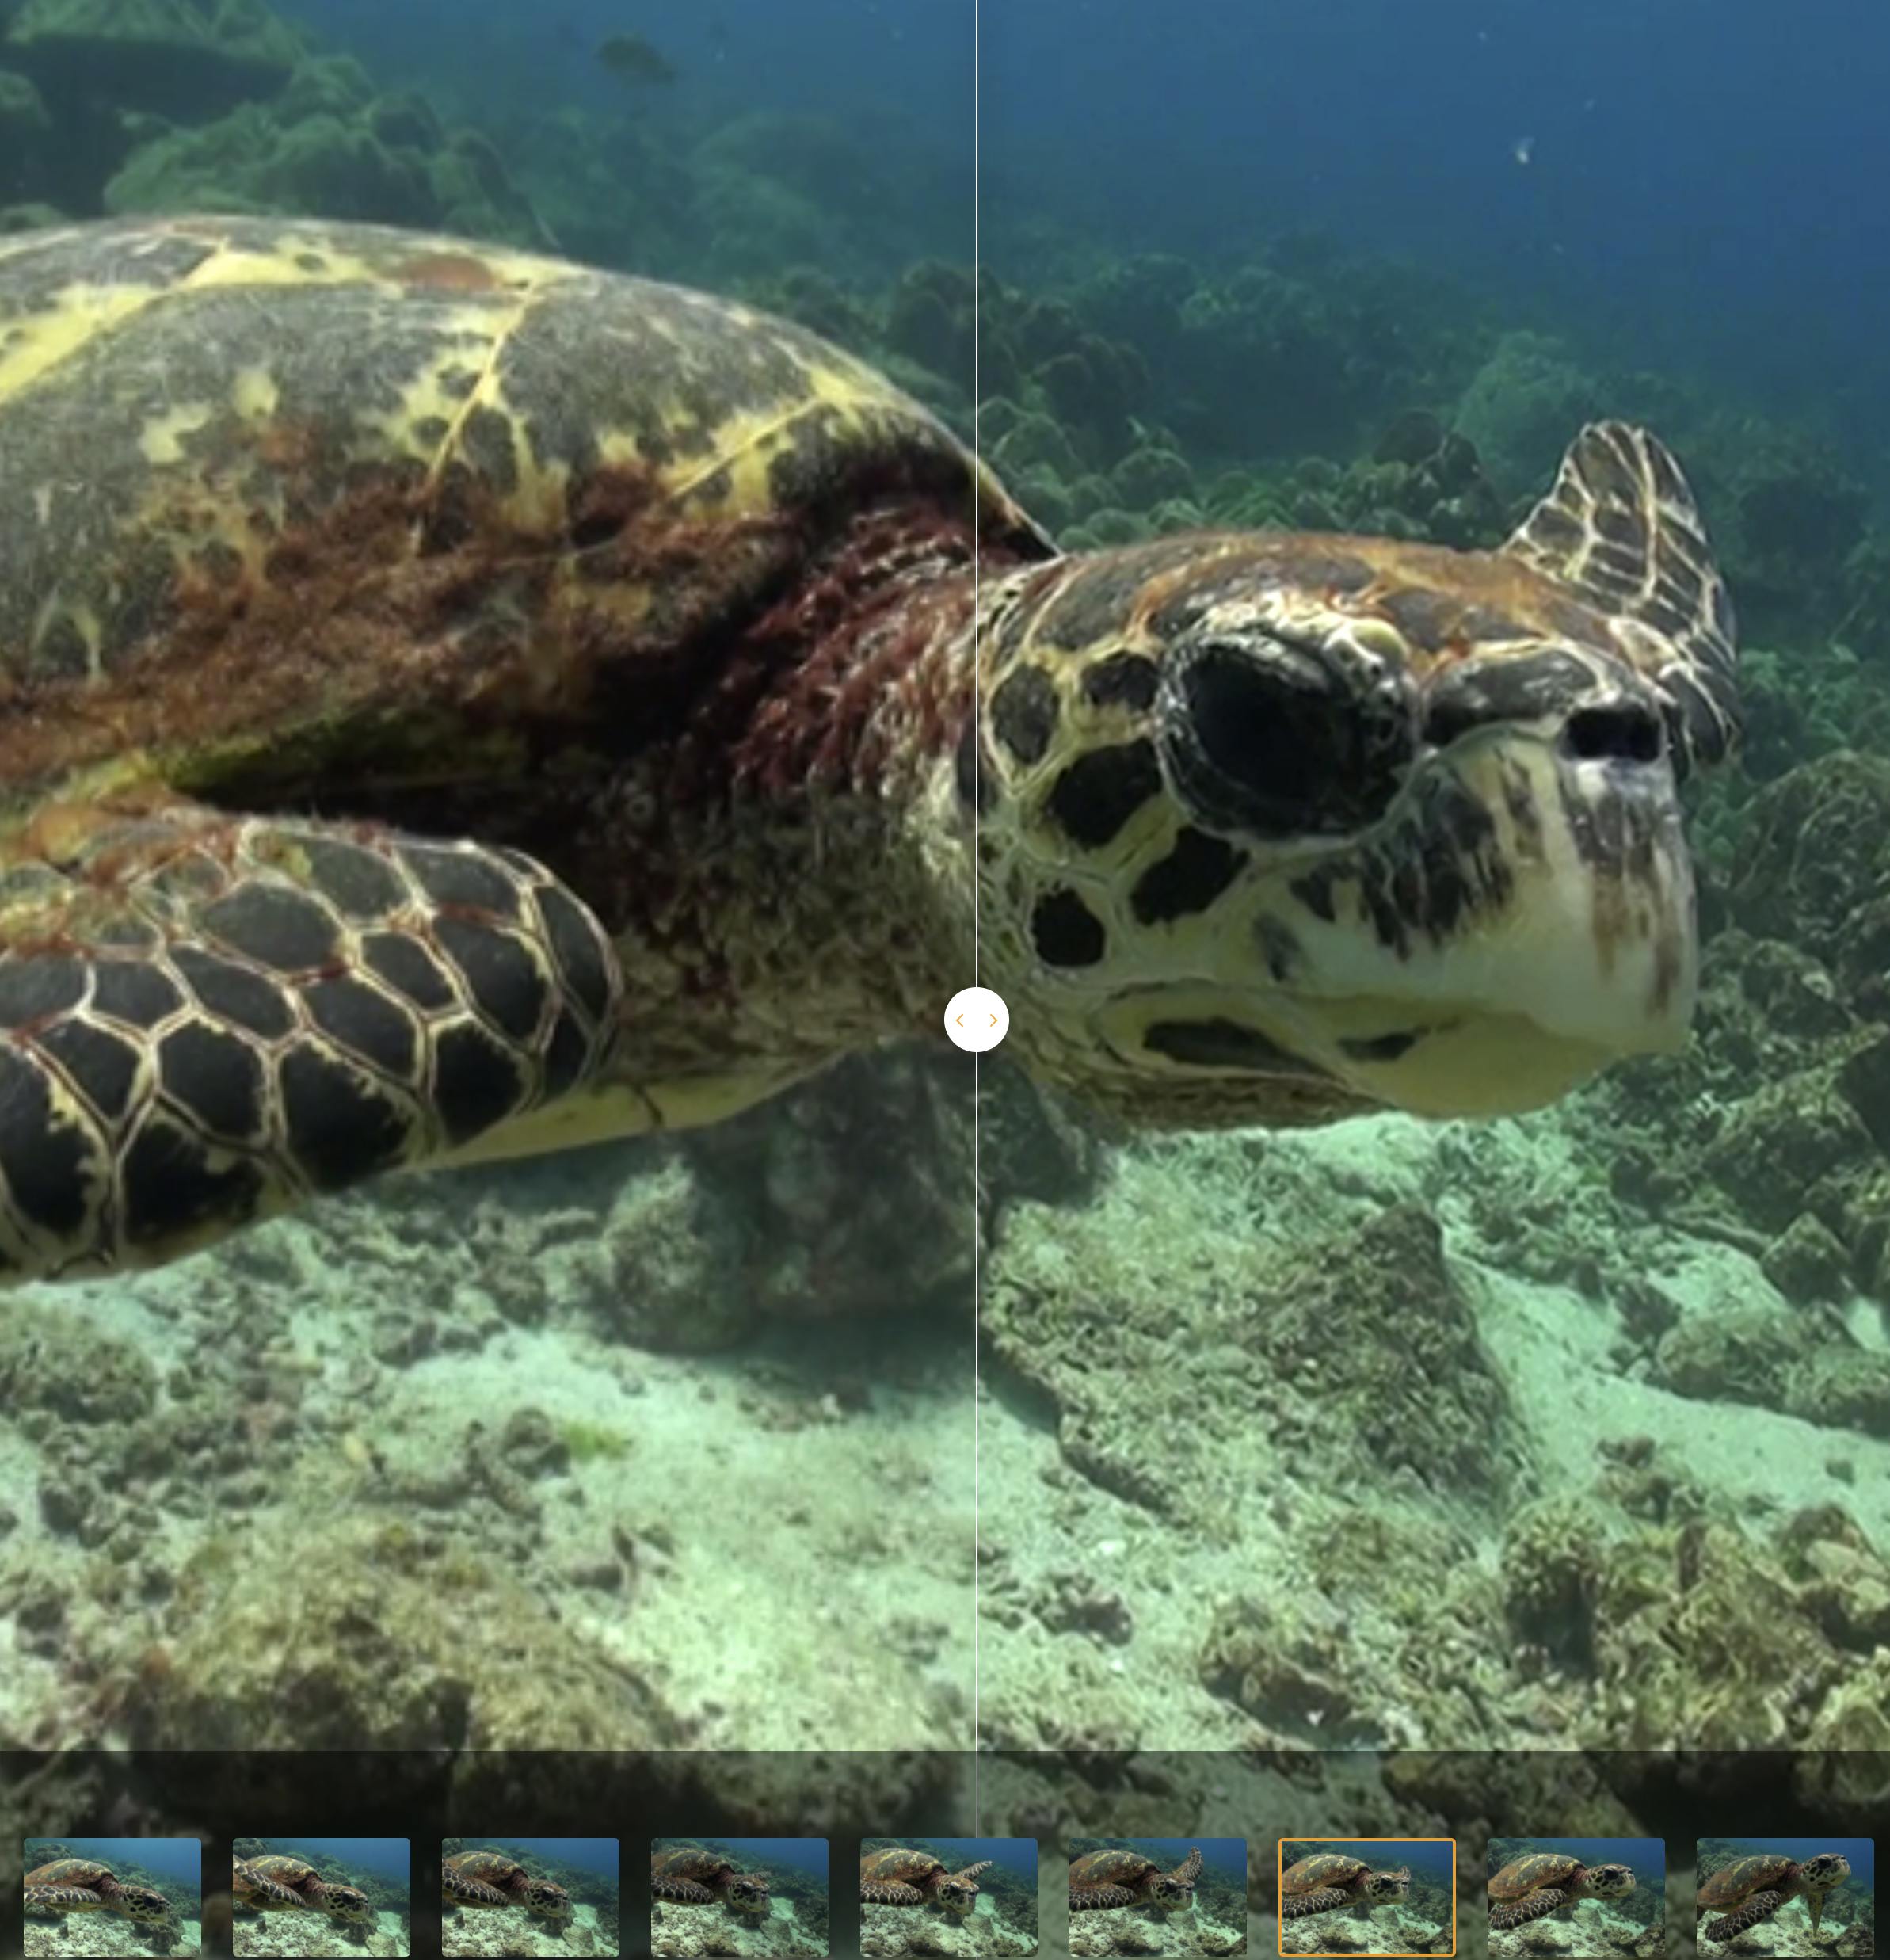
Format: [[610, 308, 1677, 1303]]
[[1278, 1840, 1454, 1957], [1695, 1840, 1873, 1957], [23, 1838, 200, 1957], [1066, 1839, 1247, 1954], [1486, 1839, 1663, 1959], [650, 1838, 828, 1956], [441, 1839, 618, 1956], [231, 1839, 410, 1955], [859, 1838, 1037, 1954]]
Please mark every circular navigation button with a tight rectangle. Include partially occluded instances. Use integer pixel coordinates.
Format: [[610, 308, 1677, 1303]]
[[943, 986, 1009, 1053]]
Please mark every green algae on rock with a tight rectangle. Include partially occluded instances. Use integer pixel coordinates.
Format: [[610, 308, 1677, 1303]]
[[4, 0, 298, 119]]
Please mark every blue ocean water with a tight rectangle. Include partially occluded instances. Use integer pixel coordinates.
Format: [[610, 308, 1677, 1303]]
[[980, 0, 1890, 470], [29, 1839, 202, 1886], [269, 1838, 412, 1887], [717, 1838, 828, 1878], [1087, 1839, 1247, 1886], [924, 1839, 1038, 1878], [1296, 1841, 1458, 1886], [1503, 1840, 1664, 1875], [1709, 1841, 1876, 1886], [495, 1838, 621, 1879]]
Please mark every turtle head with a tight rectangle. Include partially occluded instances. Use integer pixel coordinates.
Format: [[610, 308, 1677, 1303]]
[[117, 1885, 173, 1925], [524, 1878, 573, 1919], [1366, 1867, 1412, 1903], [322, 1885, 372, 1924], [1800, 1854, 1851, 1889], [968, 425, 1735, 1127], [728, 1872, 770, 1912], [1586, 1864, 1637, 1899]]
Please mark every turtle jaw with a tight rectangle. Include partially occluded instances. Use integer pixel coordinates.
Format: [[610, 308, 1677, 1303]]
[[995, 719, 1697, 1129]]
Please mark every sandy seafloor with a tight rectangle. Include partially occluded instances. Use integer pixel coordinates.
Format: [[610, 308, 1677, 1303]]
[[25, 1911, 204, 1958], [859, 1891, 1038, 1957], [1488, 1898, 1663, 1960], [234, 1905, 411, 1956], [1277, 1900, 1452, 1958], [650, 1890, 824, 1957], [3, 1065, 1888, 1786], [442, 1900, 616, 1956], [1693, 1902, 1873, 1960], [1064, 1897, 1245, 1958]]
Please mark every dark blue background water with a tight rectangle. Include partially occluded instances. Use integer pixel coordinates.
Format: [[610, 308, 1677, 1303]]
[[1708, 1841, 1876, 1885], [492, 1838, 620, 1878], [27, 1839, 200, 1886], [277, 0, 1890, 486], [920, 1839, 1037, 1878], [1123, 1839, 1245, 1884], [983, 0, 1890, 467], [1290, 1840, 1458, 1885], [267, 1839, 411, 1888], [707, 1838, 828, 1878]]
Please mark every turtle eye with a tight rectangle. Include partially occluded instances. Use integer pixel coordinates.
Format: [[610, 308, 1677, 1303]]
[[1157, 630, 1417, 840]]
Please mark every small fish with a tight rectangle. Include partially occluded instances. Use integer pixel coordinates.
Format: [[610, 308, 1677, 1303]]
[[1512, 135, 1534, 166], [596, 32, 679, 86]]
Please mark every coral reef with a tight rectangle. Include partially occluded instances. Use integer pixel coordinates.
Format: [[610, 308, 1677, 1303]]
[[0, 0, 1887, 1851]]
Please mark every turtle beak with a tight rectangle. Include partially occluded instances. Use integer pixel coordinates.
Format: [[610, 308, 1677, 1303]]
[[1240, 717, 1697, 1119]]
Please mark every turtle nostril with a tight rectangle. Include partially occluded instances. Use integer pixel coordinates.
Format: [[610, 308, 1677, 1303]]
[[1562, 700, 1665, 765]]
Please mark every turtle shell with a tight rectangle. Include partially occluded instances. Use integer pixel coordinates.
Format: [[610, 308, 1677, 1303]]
[[1071, 1851, 1159, 1886], [1490, 1854, 1583, 1901], [25, 1861, 112, 1887], [1698, 1856, 1798, 1908], [246, 1857, 318, 1886], [1283, 1855, 1369, 1894], [862, 1850, 945, 1885], [0, 214, 1047, 817], [448, 1852, 525, 1886], [653, 1848, 732, 1882]]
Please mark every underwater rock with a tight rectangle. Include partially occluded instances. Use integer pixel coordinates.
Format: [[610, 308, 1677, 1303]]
[[120, 1514, 684, 1754], [0, 1303, 157, 1427], [886, 257, 974, 383], [1727, 431, 1869, 636], [104, 58, 551, 247], [2, 0, 298, 121], [0, 64, 48, 190], [1728, 750, 1890, 1005], [1455, 331, 1607, 498], [1761, 1211, 1853, 1305], [1500, 1495, 1606, 1672]]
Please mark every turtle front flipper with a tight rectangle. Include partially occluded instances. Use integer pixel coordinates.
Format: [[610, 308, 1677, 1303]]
[[652, 1877, 718, 1905], [1491, 1890, 1568, 1931], [443, 1869, 512, 1909], [0, 799, 620, 1283], [861, 1881, 928, 1905], [1282, 1888, 1352, 1920], [25, 1885, 105, 1914], [1705, 1892, 1785, 1943]]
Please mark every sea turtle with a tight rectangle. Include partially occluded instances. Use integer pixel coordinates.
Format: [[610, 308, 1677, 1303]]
[[860, 1848, 993, 1911], [442, 1850, 573, 1920], [1698, 1851, 1851, 1943], [23, 1858, 171, 1924], [0, 215, 1739, 1284], [233, 1855, 372, 1923], [1488, 1853, 1636, 1930], [1281, 1855, 1412, 1920], [650, 1846, 770, 1912], [1069, 1846, 1203, 1911]]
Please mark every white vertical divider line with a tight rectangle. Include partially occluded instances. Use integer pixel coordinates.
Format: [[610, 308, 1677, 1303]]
[[970, 0, 984, 1832]]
